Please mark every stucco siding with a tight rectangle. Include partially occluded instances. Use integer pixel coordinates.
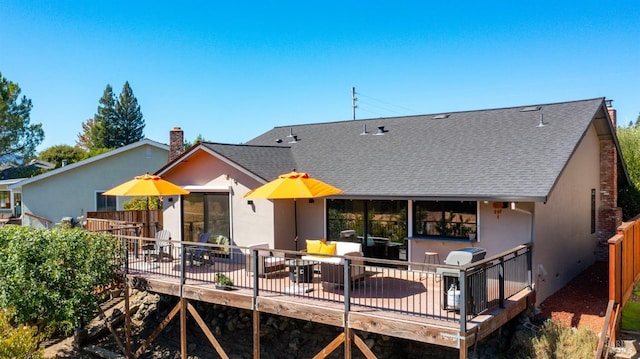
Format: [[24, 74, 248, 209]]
[[22, 144, 168, 224], [162, 150, 277, 248], [408, 202, 533, 264], [533, 125, 600, 304]]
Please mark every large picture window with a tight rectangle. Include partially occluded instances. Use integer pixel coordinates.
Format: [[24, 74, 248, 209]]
[[413, 201, 477, 239], [327, 199, 407, 260], [182, 192, 230, 243]]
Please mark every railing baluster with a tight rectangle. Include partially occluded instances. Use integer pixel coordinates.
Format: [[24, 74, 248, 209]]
[[459, 269, 467, 333], [499, 257, 505, 308]]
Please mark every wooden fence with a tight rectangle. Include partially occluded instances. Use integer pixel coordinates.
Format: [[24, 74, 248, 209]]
[[86, 210, 162, 238], [597, 215, 640, 357]]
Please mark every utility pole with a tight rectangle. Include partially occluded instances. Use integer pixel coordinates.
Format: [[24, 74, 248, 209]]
[[352, 87, 358, 120]]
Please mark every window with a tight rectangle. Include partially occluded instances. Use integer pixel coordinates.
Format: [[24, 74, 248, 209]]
[[0, 191, 9, 209], [327, 200, 407, 242], [413, 201, 477, 239], [327, 199, 408, 260], [182, 193, 230, 242], [96, 192, 116, 212]]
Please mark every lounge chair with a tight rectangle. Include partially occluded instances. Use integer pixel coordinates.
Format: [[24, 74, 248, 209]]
[[188, 232, 211, 266], [244, 243, 286, 278], [142, 230, 172, 262]]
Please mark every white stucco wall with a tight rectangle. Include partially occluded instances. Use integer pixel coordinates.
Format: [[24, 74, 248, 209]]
[[161, 150, 277, 249], [408, 201, 533, 264], [532, 125, 601, 304], [21, 144, 168, 225]]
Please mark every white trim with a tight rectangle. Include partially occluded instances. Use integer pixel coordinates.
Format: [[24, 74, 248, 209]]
[[183, 185, 230, 192]]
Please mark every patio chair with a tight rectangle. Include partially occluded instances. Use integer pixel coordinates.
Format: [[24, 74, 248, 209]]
[[244, 243, 286, 278], [142, 230, 172, 262], [188, 232, 211, 266]]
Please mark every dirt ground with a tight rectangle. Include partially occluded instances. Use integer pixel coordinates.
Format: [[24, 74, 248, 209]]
[[538, 261, 609, 334]]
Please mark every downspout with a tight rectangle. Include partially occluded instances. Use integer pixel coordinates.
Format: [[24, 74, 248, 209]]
[[511, 203, 535, 290]]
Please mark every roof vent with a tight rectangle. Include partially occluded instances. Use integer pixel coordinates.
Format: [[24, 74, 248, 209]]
[[360, 123, 368, 135], [537, 113, 547, 127], [374, 126, 387, 135], [275, 139, 283, 143], [520, 106, 541, 112], [288, 135, 299, 143], [286, 127, 296, 138], [432, 114, 450, 119]]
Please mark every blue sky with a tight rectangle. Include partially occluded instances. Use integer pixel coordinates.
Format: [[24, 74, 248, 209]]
[[1, 1, 639, 152]]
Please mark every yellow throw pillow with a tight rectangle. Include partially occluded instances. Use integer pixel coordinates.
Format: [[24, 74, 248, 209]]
[[306, 239, 323, 253], [319, 242, 337, 255]]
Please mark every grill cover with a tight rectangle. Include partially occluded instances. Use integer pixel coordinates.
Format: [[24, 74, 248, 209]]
[[443, 247, 486, 266]]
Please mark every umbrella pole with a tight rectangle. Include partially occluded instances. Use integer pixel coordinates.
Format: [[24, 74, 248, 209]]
[[294, 199, 298, 251]]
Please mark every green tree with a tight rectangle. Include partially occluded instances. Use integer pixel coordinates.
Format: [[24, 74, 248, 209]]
[[113, 81, 144, 147], [617, 126, 640, 220], [76, 117, 110, 153], [123, 196, 162, 210], [0, 72, 45, 162], [93, 84, 116, 149], [0, 226, 121, 336], [38, 145, 87, 168], [184, 134, 207, 150]]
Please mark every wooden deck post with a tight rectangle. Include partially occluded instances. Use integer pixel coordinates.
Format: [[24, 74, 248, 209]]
[[123, 241, 132, 358], [180, 298, 187, 358], [252, 249, 260, 358], [458, 338, 468, 359], [253, 307, 260, 359], [344, 259, 352, 358]]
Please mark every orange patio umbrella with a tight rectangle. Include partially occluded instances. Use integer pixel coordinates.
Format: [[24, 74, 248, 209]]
[[103, 173, 190, 197], [244, 171, 344, 250], [103, 173, 190, 210]]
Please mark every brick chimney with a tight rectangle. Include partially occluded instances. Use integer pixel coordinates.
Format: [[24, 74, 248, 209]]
[[597, 99, 622, 255], [169, 127, 184, 162], [606, 99, 617, 127]]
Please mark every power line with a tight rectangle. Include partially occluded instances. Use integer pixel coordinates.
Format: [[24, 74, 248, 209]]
[[350, 88, 420, 119], [357, 92, 420, 114]]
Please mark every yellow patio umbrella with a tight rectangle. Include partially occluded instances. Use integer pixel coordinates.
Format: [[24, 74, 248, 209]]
[[103, 173, 190, 197], [103, 173, 189, 209], [244, 171, 344, 250]]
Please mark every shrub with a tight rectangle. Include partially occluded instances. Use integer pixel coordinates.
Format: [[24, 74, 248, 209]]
[[510, 319, 598, 359], [0, 226, 122, 336], [0, 308, 43, 359]]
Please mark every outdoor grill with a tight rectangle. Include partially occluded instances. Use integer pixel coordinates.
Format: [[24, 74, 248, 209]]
[[436, 247, 487, 313]]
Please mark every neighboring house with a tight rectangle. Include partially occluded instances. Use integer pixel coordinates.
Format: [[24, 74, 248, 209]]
[[0, 178, 24, 217], [9, 139, 169, 227], [157, 98, 627, 304], [0, 159, 56, 180]]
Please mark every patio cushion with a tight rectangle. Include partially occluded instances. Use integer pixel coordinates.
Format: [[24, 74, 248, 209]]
[[335, 241, 361, 256], [320, 242, 336, 255], [306, 239, 325, 253], [301, 241, 362, 265]]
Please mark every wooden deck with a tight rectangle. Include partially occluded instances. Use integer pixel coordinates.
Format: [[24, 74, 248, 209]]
[[116, 242, 534, 359]]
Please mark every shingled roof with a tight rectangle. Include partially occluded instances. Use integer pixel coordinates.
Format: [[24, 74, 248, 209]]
[[236, 98, 620, 202]]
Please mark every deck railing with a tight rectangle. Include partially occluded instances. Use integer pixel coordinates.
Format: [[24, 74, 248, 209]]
[[108, 235, 531, 329]]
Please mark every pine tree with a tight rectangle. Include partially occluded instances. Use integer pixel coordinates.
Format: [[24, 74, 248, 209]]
[[0, 72, 44, 161], [93, 84, 116, 149], [113, 81, 145, 147]]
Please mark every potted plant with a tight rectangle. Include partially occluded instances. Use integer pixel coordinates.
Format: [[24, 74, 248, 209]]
[[214, 273, 234, 290], [468, 228, 477, 241]]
